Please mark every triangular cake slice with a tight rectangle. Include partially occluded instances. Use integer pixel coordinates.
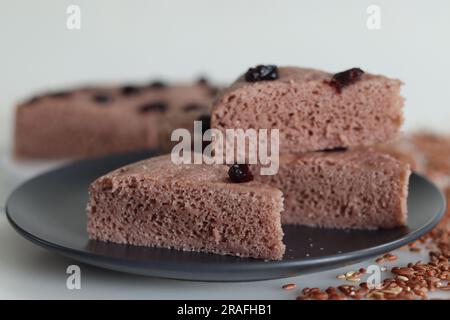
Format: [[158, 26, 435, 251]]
[[87, 155, 285, 260], [212, 66, 404, 153]]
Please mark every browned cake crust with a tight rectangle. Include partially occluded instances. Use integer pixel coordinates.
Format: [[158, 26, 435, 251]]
[[15, 82, 215, 159], [211, 67, 404, 153], [87, 155, 285, 260], [253, 149, 410, 229]]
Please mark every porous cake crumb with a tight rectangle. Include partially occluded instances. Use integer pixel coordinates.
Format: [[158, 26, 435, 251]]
[[253, 149, 410, 229]]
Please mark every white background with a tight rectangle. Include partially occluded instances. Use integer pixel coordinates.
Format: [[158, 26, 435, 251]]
[[1, 0, 450, 299], [1, 0, 450, 150]]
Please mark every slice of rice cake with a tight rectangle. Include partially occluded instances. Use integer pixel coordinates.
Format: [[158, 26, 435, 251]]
[[87, 155, 285, 260]]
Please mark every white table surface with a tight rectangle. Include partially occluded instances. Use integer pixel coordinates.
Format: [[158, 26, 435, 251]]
[[0, 152, 448, 300]]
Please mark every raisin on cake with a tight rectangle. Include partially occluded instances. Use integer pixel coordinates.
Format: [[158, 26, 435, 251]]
[[211, 66, 404, 153], [253, 149, 411, 229], [86, 155, 285, 260]]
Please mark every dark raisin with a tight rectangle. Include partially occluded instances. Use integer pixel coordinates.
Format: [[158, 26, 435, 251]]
[[322, 147, 348, 152], [148, 80, 167, 89], [121, 85, 141, 96], [228, 164, 254, 183], [92, 94, 113, 104], [138, 101, 168, 113], [183, 103, 205, 112], [48, 91, 70, 98], [197, 76, 209, 85], [327, 68, 364, 93], [196, 114, 211, 132], [244, 65, 278, 82]]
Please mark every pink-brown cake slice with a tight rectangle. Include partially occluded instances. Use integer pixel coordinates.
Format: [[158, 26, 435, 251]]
[[253, 149, 410, 229], [211, 66, 404, 153], [15, 80, 216, 159], [14, 88, 159, 159], [87, 155, 285, 260]]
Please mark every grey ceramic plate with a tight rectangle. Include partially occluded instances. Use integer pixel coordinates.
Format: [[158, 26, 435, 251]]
[[5, 151, 446, 281]]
